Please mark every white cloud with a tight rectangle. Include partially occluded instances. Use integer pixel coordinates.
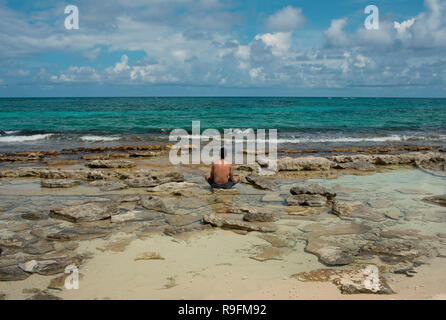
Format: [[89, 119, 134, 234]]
[[324, 18, 349, 47], [265, 6, 305, 32], [254, 32, 291, 55]]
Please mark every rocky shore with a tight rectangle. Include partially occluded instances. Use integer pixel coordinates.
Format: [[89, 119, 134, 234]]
[[1, 144, 446, 299]]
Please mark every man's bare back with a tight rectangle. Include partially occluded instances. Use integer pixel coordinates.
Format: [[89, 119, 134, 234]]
[[205, 148, 240, 189]]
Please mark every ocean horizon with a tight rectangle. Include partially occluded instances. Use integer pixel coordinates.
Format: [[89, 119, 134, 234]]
[[1, 97, 446, 152]]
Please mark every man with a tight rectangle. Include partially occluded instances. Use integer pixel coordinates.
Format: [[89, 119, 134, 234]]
[[205, 147, 240, 189]]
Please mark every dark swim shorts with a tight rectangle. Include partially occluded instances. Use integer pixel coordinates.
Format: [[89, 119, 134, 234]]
[[207, 178, 238, 189]]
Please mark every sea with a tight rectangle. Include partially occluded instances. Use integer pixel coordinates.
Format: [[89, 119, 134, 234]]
[[1, 97, 445, 153]]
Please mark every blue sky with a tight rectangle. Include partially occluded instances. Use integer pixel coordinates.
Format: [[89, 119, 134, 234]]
[[0, 0, 445, 97]]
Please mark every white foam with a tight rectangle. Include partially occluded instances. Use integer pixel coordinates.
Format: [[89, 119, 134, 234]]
[[172, 134, 446, 144], [0, 134, 53, 143], [80, 135, 121, 142]]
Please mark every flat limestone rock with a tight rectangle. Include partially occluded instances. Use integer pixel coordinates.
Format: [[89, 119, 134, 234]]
[[290, 184, 336, 200], [245, 175, 276, 190], [243, 211, 279, 222], [278, 156, 333, 171], [0, 265, 31, 281], [147, 182, 197, 194], [382, 208, 405, 220], [257, 234, 291, 248], [111, 210, 161, 223], [422, 195, 446, 207], [46, 232, 78, 241], [332, 200, 355, 217], [26, 291, 62, 300], [50, 202, 118, 222], [397, 188, 432, 195], [140, 195, 174, 214], [86, 160, 136, 168], [23, 240, 55, 255], [165, 215, 202, 227], [21, 212, 44, 221], [250, 247, 286, 262], [292, 268, 394, 295], [203, 214, 276, 232], [134, 252, 165, 261], [305, 237, 354, 266], [333, 159, 376, 171], [286, 194, 327, 207], [126, 171, 184, 188], [261, 193, 284, 202], [41, 179, 81, 188]]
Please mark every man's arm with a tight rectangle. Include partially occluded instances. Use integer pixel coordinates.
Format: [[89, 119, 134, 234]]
[[229, 164, 234, 181], [210, 163, 215, 179]]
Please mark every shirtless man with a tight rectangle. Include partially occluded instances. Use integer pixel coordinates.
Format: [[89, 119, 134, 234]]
[[205, 148, 240, 189]]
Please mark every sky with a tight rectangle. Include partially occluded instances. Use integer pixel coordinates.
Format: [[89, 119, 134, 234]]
[[0, 0, 445, 97]]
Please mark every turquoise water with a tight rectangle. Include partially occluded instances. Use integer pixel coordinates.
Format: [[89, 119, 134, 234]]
[[0, 97, 445, 151]]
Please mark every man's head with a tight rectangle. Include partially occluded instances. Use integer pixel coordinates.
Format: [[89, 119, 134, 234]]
[[220, 147, 225, 159]]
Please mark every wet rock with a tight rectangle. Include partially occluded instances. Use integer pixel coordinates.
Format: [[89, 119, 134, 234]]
[[203, 214, 276, 232], [305, 238, 354, 266], [422, 195, 446, 207], [422, 211, 446, 223], [86, 159, 136, 168], [23, 240, 55, 255], [278, 156, 333, 171], [333, 159, 376, 171], [41, 179, 81, 188], [119, 195, 140, 203], [258, 234, 291, 248], [49, 202, 118, 222], [134, 252, 165, 261], [292, 268, 394, 295], [163, 223, 207, 236], [19, 255, 83, 276], [92, 180, 128, 191], [360, 241, 427, 264], [82, 153, 129, 160], [383, 208, 405, 220], [140, 195, 174, 214], [261, 193, 283, 202], [165, 215, 202, 227], [228, 206, 279, 222], [21, 212, 44, 221], [332, 200, 355, 217], [415, 159, 446, 171], [46, 232, 78, 241], [0, 265, 30, 281], [26, 291, 62, 300], [243, 211, 279, 222], [250, 247, 286, 262], [245, 175, 275, 190], [286, 194, 327, 207], [111, 210, 161, 223], [397, 188, 432, 195], [126, 171, 184, 188], [147, 182, 197, 194], [367, 199, 392, 209], [290, 184, 336, 200], [129, 151, 163, 158], [347, 203, 385, 222]]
